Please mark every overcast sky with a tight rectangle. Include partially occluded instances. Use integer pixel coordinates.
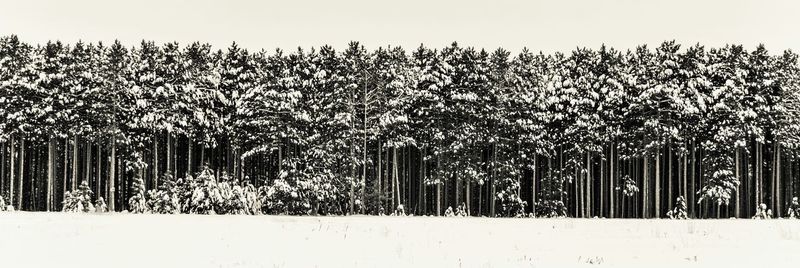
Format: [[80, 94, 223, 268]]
[[1, 0, 798, 53]]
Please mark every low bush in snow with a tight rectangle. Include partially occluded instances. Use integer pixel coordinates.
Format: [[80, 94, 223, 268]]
[[0, 195, 10, 212], [147, 174, 180, 214], [535, 200, 567, 218], [149, 167, 261, 215], [62, 181, 96, 213]]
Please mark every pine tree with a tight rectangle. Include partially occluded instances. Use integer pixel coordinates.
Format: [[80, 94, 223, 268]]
[[128, 172, 148, 213]]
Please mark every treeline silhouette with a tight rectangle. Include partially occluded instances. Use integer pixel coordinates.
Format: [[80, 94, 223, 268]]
[[1, 35, 799, 218]]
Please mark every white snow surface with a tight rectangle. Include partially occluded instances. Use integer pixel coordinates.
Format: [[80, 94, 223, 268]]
[[1, 213, 799, 268]]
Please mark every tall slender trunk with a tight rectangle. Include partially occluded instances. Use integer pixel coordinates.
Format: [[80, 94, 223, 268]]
[[384, 148, 389, 212], [735, 147, 741, 218], [532, 154, 537, 216], [85, 140, 91, 191], [609, 143, 615, 218], [1, 141, 5, 203], [600, 147, 605, 217], [668, 144, 673, 212], [490, 143, 497, 217], [167, 134, 172, 178], [62, 139, 68, 204], [775, 143, 781, 217], [377, 141, 382, 213], [643, 155, 648, 218], [72, 136, 78, 191], [153, 133, 159, 188], [9, 136, 15, 210], [421, 147, 426, 215], [96, 143, 101, 201], [682, 146, 689, 206], [361, 81, 368, 215], [18, 138, 25, 210], [393, 147, 400, 211], [756, 142, 761, 206], [47, 135, 55, 211], [187, 137, 193, 176], [436, 153, 441, 216], [466, 150, 471, 215], [109, 140, 116, 212], [655, 147, 660, 218], [585, 152, 591, 217]]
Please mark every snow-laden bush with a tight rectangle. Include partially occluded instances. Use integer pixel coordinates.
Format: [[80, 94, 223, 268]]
[[259, 173, 313, 215], [177, 174, 198, 214], [128, 172, 149, 214], [214, 176, 250, 215], [242, 181, 262, 215], [788, 197, 799, 219], [188, 167, 220, 214], [147, 174, 180, 214], [666, 196, 688, 219], [182, 167, 261, 215], [0, 195, 11, 212], [753, 203, 773, 219], [62, 181, 95, 213], [496, 182, 527, 217], [95, 197, 108, 213], [499, 194, 527, 218], [444, 206, 455, 217], [535, 200, 567, 218]]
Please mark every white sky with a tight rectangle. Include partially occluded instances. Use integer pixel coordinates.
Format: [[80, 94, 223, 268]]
[[1, 0, 798, 53]]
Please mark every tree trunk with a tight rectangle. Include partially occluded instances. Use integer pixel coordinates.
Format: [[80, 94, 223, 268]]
[[96, 143, 101, 201], [490, 143, 497, 217], [18, 138, 25, 210], [167, 133, 172, 178], [187, 137, 193, 176], [655, 148, 660, 218], [154, 134, 159, 188], [585, 152, 591, 217], [47, 135, 55, 211], [377, 141, 382, 213], [756, 142, 761, 206], [608, 141, 617, 219], [1, 141, 5, 203], [643, 155, 648, 218], [62, 139, 68, 205], [532, 154, 537, 216], [775, 143, 781, 217], [109, 140, 116, 212], [682, 147, 689, 207], [600, 147, 605, 217], [85, 140, 91, 191], [668, 144, 673, 212], [415, 146, 422, 215], [436, 153, 441, 216], [393, 147, 400, 211], [735, 147, 741, 218], [466, 152, 471, 215], [72, 136, 78, 191], [9, 136, 15, 210]]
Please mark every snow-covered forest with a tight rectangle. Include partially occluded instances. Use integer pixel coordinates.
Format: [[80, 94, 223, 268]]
[[1, 35, 800, 219]]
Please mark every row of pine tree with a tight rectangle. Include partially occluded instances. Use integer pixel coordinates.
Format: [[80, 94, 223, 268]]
[[1, 35, 800, 218]]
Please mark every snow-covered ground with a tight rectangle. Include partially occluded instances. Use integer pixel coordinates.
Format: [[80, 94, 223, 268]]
[[1, 213, 799, 268]]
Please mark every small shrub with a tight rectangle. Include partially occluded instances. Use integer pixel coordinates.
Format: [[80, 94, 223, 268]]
[[535, 199, 567, 218], [0, 195, 10, 212], [147, 174, 180, 214], [667, 196, 688, 219], [753, 203, 772, 219], [128, 172, 148, 214], [787, 197, 799, 219], [95, 197, 108, 213], [62, 181, 95, 213]]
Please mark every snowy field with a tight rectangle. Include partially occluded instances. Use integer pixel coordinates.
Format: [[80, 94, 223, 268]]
[[1, 213, 799, 268]]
